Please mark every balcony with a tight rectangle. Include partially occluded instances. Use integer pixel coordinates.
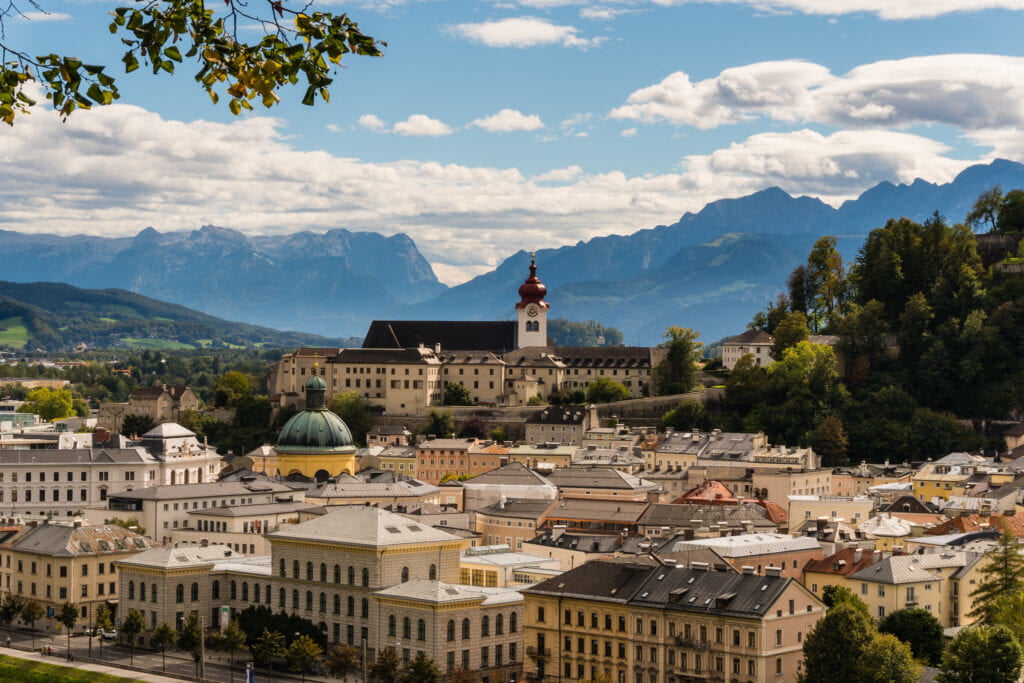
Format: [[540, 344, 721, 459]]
[[673, 636, 712, 649], [526, 646, 552, 658]]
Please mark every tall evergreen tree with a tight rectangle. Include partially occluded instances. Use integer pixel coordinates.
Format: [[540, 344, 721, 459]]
[[970, 530, 1024, 622]]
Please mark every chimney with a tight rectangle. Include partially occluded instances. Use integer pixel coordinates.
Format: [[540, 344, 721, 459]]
[[690, 561, 710, 571], [551, 524, 566, 541], [853, 549, 863, 563], [200, 539, 209, 548], [435, 343, 441, 353], [741, 565, 755, 574], [816, 517, 827, 532], [765, 566, 782, 577]]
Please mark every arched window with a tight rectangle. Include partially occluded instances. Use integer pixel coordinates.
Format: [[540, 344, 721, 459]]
[[265, 585, 271, 605], [334, 565, 341, 584], [319, 593, 327, 612], [292, 589, 299, 609], [496, 614, 503, 635], [347, 596, 354, 616], [361, 598, 369, 619], [241, 583, 248, 602], [230, 581, 237, 600], [388, 615, 397, 637], [279, 588, 285, 607], [140, 583, 146, 601], [417, 619, 426, 641], [128, 581, 135, 600], [481, 615, 490, 636], [333, 595, 341, 615], [305, 591, 313, 611], [462, 618, 470, 639], [175, 584, 184, 603], [401, 567, 409, 583], [429, 564, 437, 580], [402, 617, 411, 639], [191, 582, 200, 601], [362, 568, 369, 587], [306, 562, 313, 581], [320, 564, 327, 583], [293, 560, 299, 579], [254, 583, 261, 603], [447, 620, 455, 642], [151, 583, 158, 603], [509, 612, 518, 633], [348, 566, 355, 585], [279, 559, 286, 577]]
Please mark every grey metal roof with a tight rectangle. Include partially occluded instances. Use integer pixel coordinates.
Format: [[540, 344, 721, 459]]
[[476, 498, 555, 519], [848, 555, 942, 584], [545, 467, 655, 490], [110, 481, 294, 500], [307, 479, 439, 499], [268, 506, 462, 548], [669, 533, 820, 558], [463, 462, 554, 487], [0, 448, 156, 465], [639, 503, 774, 528], [3, 523, 151, 557]]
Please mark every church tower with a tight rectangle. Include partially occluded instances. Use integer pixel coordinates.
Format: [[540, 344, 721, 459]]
[[515, 253, 549, 349]]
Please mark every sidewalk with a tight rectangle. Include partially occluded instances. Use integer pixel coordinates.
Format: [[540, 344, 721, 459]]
[[0, 645, 184, 682]]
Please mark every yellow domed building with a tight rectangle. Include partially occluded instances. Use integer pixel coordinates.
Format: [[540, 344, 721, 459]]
[[275, 374, 357, 481]]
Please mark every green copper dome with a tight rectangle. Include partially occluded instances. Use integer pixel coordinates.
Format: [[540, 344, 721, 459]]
[[276, 409, 355, 453], [276, 374, 354, 453]]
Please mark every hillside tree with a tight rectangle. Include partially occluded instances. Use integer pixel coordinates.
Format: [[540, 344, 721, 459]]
[[653, 326, 702, 395], [328, 391, 373, 446], [443, 383, 472, 406], [970, 529, 1024, 622], [16, 387, 74, 421], [939, 625, 1022, 683], [585, 377, 630, 404], [966, 186, 1003, 232], [771, 311, 810, 361]]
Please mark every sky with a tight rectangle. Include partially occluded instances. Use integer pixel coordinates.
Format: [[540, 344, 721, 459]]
[[4, 0, 1024, 285]]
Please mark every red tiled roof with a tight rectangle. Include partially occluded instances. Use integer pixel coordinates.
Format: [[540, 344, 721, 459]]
[[751, 499, 788, 524], [673, 480, 737, 505], [804, 547, 878, 577], [926, 510, 1024, 537]]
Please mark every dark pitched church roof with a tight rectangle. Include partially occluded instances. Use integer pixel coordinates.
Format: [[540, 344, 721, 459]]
[[362, 320, 517, 353]]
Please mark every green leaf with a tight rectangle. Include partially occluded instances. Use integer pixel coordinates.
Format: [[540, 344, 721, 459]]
[[164, 46, 182, 62], [301, 85, 315, 106]]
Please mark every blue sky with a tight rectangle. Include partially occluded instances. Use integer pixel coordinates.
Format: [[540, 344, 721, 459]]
[[5, 0, 1024, 283]]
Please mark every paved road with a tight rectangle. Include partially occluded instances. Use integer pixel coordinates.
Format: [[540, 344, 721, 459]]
[[1, 627, 339, 683]]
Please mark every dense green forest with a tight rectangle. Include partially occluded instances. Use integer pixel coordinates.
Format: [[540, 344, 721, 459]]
[[706, 187, 1024, 465]]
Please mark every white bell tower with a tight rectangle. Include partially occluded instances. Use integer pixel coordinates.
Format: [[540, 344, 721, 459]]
[[515, 253, 549, 349]]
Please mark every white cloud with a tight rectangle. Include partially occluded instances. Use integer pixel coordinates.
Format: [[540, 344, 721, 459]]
[[325, 124, 343, 133], [579, 6, 638, 19], [357, 114, 387, 131], [448, 16, 604, 48], [15, 11, 71, 21], [652, 0, 1024, 20], [392, 114, 452, 136], [3, 104, 1004, 283], [611, 55, 1024, 134], [621, 128, 638, 137], [469, 109, 545, 132]]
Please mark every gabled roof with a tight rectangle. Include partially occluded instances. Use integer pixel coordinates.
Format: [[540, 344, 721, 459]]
[[2, 523, 151, 557], [724, 329, 774, 345], [141, 422, 196, 439], [545, 498, 649, 524], [268, 506, 462, 548], [546, 467, 656, 490], [926, 510, 1024, 537], [117, 544, 243, 569], [669, 533, 820, 558], [803, 547, 878, 577], [476, 498, 556, 520], [331, 347, 442, 365], [524, 560, 811, 618], [463, 462, 554, 488], [849, 555, 941, 585], [673, 480, 737, 504], [362, 321, 517, 353]]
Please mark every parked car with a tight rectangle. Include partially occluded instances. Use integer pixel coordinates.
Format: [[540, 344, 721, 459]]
[[100, 629, 117, 640]]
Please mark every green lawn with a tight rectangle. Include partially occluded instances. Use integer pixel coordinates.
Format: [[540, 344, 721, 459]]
[[120, 338, 195, 350], [98, 317, 118, 324], [0, 655, 139, 682], [0, 316, 29, 349]]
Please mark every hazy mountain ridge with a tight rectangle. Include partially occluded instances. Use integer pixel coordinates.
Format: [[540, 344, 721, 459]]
[[4, 159, 1024, 345], [0, 226, 446, 336], [411, 159, 1024, 343]]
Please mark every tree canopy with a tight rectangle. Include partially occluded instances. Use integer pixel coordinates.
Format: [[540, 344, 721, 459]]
[[653, 326, 702, 395], [16, 387, 75, 421], [939, 624, 1023, 683], [879, 608, 944, 665], [585, 376, 630, 403], [0, 0, 383, 124]]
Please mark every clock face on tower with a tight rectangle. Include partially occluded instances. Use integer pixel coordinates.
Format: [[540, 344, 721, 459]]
[[526, 305, 539, 318]]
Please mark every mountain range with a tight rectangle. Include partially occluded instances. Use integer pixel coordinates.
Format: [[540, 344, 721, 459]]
[[0, 281, 357, 351], [3, 158, 1024, 346]]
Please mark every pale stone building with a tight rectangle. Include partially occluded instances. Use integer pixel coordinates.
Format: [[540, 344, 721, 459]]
[[0, 520, 151, 630]]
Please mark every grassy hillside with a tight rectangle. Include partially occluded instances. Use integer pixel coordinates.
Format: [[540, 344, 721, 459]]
[[0, 281, 359, 351]]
